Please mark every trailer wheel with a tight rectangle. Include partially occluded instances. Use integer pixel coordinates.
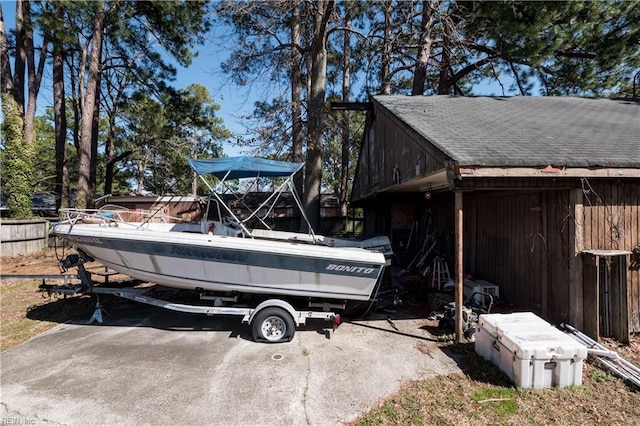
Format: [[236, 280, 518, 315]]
[[252, 307, 295, 343]]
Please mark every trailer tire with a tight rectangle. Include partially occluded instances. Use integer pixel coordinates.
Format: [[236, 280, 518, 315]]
[[252, 307, 295, 343]]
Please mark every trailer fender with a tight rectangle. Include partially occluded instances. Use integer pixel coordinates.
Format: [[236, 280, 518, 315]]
[[244, 299, 302, 326]]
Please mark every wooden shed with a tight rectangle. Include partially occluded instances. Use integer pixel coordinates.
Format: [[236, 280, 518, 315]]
[[98, 195, 203, 223], [351, 95, 640, 342]]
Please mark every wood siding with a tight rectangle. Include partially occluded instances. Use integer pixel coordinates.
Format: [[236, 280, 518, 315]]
[[460, 191, 569, 323], [582, 180, 640, 333], [379, 181, 639, 332], [352, 108, 447, 202], [0, 219, 50, 256]]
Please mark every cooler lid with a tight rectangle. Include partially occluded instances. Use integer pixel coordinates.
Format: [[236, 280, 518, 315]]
[[478, 312, 550, 336], [498, 328, 588, 360]]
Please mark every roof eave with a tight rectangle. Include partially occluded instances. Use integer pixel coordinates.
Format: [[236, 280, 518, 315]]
[[455, 165, 640, 178]]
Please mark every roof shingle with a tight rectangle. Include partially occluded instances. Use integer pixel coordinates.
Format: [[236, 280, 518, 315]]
[[373, 96, 640, 168]]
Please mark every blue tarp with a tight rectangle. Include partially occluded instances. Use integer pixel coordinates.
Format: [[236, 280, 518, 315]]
[[188, 156, 304, 180]]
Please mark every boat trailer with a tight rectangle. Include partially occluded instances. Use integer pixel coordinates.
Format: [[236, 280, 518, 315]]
[[39, 253, 342, 343]]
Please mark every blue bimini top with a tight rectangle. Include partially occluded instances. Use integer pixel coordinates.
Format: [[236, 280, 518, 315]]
[[187, 156, 304, 180]]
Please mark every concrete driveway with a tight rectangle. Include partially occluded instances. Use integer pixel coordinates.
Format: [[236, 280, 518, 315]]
[[1, 303, 461, 425]]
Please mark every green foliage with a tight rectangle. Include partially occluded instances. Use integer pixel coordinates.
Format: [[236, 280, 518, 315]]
[[353, 1, 640, 96], [466, 1, 640, 96], [118, 84, 229, 195], [588, 368, 614, 383], [132, 0, 212, 67], [32, 116, 57, 193], [471, 387, 518, 418], [6, 0, 635, 210], [322, 103, 364, 195], [217, 0, 640, 219], [1, 95, 34, 219]]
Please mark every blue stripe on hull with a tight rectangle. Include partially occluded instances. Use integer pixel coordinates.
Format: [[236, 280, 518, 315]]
[[73, 236, 384, 278], [87, 258, 373, 299], [63, 232, 385, 300]]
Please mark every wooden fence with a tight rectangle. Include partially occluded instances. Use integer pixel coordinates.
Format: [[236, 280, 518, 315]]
[[0, 219, 50, 257]]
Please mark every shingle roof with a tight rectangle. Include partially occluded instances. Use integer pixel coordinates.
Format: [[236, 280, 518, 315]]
[[373, 95, 640, 168]]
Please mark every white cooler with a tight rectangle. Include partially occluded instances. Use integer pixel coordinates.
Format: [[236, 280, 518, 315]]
[[475, 312, 587, 388], [475, 312, 551, 363]]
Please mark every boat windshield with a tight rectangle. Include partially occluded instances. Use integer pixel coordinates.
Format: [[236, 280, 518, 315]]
[[205, 198, 221, 222]]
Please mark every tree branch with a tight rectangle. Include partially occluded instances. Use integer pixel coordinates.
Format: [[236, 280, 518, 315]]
[[554, 49, 597, 59], [442, 55, 499, 93]]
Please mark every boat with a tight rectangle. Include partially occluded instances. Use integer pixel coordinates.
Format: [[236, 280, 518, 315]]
[[53, 157, 391, 302]]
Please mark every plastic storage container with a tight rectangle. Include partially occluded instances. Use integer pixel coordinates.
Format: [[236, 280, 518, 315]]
[[475, 312, 587, 388], [463, 279, 500, 302]]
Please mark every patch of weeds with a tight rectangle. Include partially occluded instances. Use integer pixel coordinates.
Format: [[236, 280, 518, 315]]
[[588, 368, 613, 383], [355, 401, 403, 426], [356, 413, 384, 425], [381, 402, 398, 421], [431, 414, 449, 426], [472, 386, 518, 418], [407, 401, 422, 425], [301, 348, 309, 357], [436, 333, 456, 343], [559, 384, 589, 396]]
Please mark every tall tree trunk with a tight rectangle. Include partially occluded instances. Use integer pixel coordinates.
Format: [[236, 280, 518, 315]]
[[380, 0, 392, 95], [105, 150, 132, 195], [77, 0, 105, 209], [0, 5, 14, 97], [437, 41, 451, 93], [89, 89, 100, 198], [53, 3, 68, 210], [290, 1, 304, 221], [23, 0, 48, 150], [136, 158, 146, 195], [12, 1, 25, 113], [437, 9, 454, 95], [412, 1, 434, 95], [303, 0, 334, 232], [339, 7, 351, 217], [104, 115, 116, 195]]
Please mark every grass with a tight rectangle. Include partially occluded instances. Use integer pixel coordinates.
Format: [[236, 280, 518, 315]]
[[0, 277, 98, 352], [0, 249, 113, 351], [470, 387, 518, 418], [349, 340, 640, 426]]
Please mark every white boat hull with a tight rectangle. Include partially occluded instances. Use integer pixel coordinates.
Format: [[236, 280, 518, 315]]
[[54, 223, 386, 301]]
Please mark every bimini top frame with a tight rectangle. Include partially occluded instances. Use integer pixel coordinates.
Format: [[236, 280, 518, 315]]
[[188, 156, 315, 239]]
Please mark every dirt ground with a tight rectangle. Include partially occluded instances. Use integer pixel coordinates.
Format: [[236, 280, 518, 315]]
[[1, 248, 71, 275], [0, 248, 129, 351]]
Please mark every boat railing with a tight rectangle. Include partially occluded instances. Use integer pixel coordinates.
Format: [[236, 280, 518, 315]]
[[58, 206, 189, 230]]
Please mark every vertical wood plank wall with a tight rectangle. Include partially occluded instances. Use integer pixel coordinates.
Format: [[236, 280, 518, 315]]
[[461, 191, 567, 323], [372, 181, 638, 331], [352, 108, 446, 203], [582, 181, 640, 333], [456, 184, 639, 331]]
